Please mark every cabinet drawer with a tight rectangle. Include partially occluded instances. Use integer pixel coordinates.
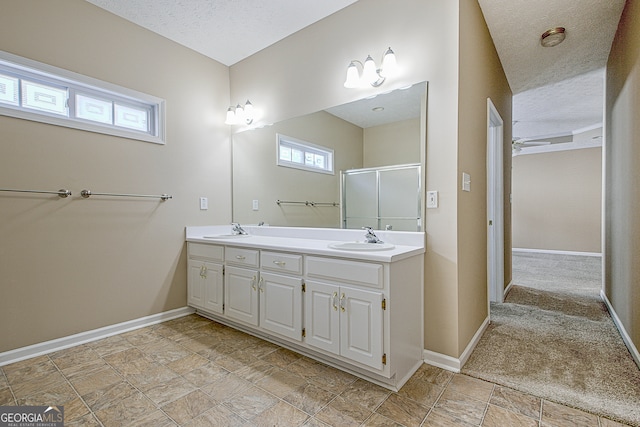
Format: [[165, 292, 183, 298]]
[[225, 247, 259, 267], [306, 256, 383, 289], [188, 243, 224, 261], [261, 251, 303, 275]]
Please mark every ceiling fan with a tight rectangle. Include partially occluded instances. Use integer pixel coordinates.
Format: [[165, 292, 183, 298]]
[[512, 137, 552, 152]]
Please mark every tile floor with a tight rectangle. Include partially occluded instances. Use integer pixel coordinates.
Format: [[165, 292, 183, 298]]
[[0, 314, 631, 426]]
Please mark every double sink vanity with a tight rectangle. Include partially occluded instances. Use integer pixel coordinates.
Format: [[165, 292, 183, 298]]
[[185, 225, 425, 390]]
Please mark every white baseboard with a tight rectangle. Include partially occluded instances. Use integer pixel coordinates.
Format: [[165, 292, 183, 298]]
[[0, 307, 195, 367], [513, 248, 602, 257], [600, 291, 640, 369], [423, 315, 490, 373], [504, 280, 514, 298]]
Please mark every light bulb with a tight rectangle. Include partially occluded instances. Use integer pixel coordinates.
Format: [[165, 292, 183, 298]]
[[344, 62, 360, 88], [362, 55, 379, 85], [225, 106, 235, 125], [380, 47, 397, 78], [234, 104, 245, 122]]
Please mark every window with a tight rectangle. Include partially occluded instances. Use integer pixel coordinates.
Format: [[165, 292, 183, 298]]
[[277, 134, 334, 175], [0, 50, 165, 144]]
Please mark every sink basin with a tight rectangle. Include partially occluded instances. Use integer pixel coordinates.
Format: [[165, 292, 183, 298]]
[[328, 241, 395, 251], [203, 234, 250, 239]]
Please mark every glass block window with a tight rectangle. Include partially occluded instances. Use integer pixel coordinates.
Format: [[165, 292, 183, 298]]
[[277, 133, 334, 175], [0, 50, 165, 144]]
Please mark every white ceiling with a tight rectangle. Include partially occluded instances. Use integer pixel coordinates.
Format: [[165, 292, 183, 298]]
[[87, 0, 626, 139]]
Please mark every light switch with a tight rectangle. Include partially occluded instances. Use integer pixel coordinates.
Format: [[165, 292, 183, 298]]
[[426, 191, 438, 208], [462, 173, 471, 192], [199, 197, 208, 210], [252, 199, 259, 211]]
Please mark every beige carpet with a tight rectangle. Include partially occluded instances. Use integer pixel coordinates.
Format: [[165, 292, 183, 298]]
[[463, 284, 640, 426]]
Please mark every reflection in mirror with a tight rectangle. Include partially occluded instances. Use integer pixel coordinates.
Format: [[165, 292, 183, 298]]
[[232, 81, 426, 229]]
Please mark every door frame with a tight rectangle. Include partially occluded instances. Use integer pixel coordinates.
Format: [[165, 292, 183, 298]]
[[487, 98, 505, 304]]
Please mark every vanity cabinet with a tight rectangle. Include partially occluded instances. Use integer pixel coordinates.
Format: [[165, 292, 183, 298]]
[[187, 244, 224, 314], [224, 266, 259, 326]]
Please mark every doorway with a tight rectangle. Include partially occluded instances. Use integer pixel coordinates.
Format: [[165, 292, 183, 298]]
[[487, 98, 505, 304]]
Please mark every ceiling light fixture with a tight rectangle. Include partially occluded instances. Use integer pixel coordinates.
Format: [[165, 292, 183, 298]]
[[540, 27, 566, 47], [225, 100, 254, 125], [344, 47, 398, 88]]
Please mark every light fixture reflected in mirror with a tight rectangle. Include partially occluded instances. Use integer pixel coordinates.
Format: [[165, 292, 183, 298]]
[[344, 47, 398, 88], [225, 99, 254, 125]]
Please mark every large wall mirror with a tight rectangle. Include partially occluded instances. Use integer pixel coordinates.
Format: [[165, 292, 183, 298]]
[[232, 81, 427, 229]]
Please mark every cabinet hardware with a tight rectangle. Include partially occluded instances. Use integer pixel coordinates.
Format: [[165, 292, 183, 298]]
[[236, 255, 246, 260], [332, 292, 338, 311], [382, 353, 387, 365], [251, 275, 257, 291], [381, 299, 386, 310], [301, 283, 306, 292], [340, 293, 346, 312], [273, 260, 286, 267], [302, 328, 306, 338], [259, 277, 264, 292]]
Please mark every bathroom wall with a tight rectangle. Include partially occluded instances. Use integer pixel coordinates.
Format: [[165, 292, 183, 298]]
[[0, 1, 231, 352], [512, 147, 602, 253], [605, 0, 640, 357], [363, 118, 421, 168], [230, 0, 512, 360]]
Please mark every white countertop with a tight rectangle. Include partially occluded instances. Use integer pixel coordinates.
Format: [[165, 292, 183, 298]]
[[185, 225, 425, 262]]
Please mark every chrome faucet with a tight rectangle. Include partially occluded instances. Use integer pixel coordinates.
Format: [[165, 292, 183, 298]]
[[363, 226, 383, 244], [231, 223, 248, 235]]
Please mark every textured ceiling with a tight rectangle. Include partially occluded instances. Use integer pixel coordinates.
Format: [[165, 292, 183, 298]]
[[87, 0, 626, 140], [85, 0, 357, 66]]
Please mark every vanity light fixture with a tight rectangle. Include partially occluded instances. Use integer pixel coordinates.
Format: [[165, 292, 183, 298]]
[[344, 47, 398, 88], [541, 27, 566, 47], [225, 99, 254, 125]]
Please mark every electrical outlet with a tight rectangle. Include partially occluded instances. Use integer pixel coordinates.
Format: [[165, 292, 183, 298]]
[[252, 199, 259, 211], [426, 191, 438, 208], [462, 173, 471, 192], [199, 197, 208, 210]]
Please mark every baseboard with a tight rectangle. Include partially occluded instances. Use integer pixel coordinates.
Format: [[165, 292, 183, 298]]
[[423, 315, 490, 373], [0, 307, 195, 367], [600, 291, 640, 369], [504, 280, 514, 298], [513, 248, 602, 257]]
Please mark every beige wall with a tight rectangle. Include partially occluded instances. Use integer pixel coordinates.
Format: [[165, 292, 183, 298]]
[[363, 118, 421, 168], [456, 0, 512, 355], [512, 148, 602, 253], [232, 111, 363, 227], [231, 0, 511, 359], [605, 0, 640, 352], [0, 1, 232, 352]]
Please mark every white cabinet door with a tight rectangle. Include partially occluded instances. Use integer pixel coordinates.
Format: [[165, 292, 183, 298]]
[[203, 262, 224, 314], [188, 260, 206, 309], [304, 281, 341, 355], [225, 266, 259, 326], [340, 286, 384, 370], [259, 272, 302, 341]]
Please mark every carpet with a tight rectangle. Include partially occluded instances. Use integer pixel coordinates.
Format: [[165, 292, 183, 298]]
[[462, 284, 640, 426]]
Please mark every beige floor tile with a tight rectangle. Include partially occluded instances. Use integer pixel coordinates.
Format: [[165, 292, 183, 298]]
[[260, 347, 302, 368], [252, 400, 310, 426], [362, 412, 404, 427], [16, 381, 78, 406], [302, 417, 332, 427], [423, 408, 477, 427], [283, 383, 337, 416], [121, 328, 163, 347], [0, 372, 8, 388], [412, 363, 455, 387], [541, 400, 599, 427], [138, 338, 193, 365], [200, 373, 252, 402], [255, 367, 307, 398], [182, 361, 229, 388], [64, 412, 101, 426], [60, 358, 110, 381], [398, 373, 444, 407], [129, 409, 178, 427], [234, 359, 278, 384], [88, 335, 133, 357], [50, 345, 101, 371], [306, 364, 357, 394], [166, 353, 209, 375], [222, 384, 279, 420], [93, 391, 157, 425], [61, 397, 92, 422], [210, 349, 261, 373], [3, 357, 58, 385], [142, 375, 196, 406], [448, 374, 495, 402], [490, 385, 541, 420], [81, 379, 137, 411], [126, 364, 179, 392], [185, 404, 247, 427], [432, 388, 487, 426], [339, 379, 390, 411], [70, 366, 122, 396], [483, 403, 539, 427], [162, 389, 217, 425], [315, 395, 373, 427], [375, 393, 430, 427], [102, 347, 154, 376], [600, 418, 632, 427], [0, 387, 15, 405], [11, 370, 67, 400]]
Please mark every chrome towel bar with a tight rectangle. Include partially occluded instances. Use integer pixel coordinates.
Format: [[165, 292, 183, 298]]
[[276, 199, 338, 207], [0, 188, 72, 198], [80, 190, 172, 201]]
